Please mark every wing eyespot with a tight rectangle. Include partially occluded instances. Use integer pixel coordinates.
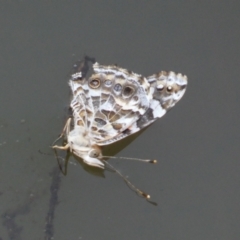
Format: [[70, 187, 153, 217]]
[[113, 83, 122, 92], [89, 78, 101, 89], [104, 79, 112, 87], [156, 84, 164, 91], [133, 95, 139, 101], [123, 86, 134, 97], [166, 86, 173, 93]]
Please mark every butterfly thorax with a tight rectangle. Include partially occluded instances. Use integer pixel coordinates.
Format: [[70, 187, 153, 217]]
[[67, 125, 104, 168]]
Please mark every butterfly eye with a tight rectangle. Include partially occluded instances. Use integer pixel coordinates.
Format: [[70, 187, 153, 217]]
[[89, 149, 100, 158], [89, 78, 101, 89], [166, 86, 173, 93], [123, 86, 134, 97]]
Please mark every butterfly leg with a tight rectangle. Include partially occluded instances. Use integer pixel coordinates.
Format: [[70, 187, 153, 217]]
[[52, 118, 72, 175], [52, 144, 71, 176], [51, 118, 72, 146], [52, 144, 69, 150]]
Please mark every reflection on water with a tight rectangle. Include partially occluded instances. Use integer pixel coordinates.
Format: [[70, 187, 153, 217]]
[[44, 167, 61, 240], [1, 165, 62, 240]]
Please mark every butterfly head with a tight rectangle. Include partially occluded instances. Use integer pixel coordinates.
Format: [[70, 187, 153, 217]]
[[67, 127, 104, 168], [80, 148, 104, 169]]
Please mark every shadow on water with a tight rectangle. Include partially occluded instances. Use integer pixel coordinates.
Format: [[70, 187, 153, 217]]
[[53, 126, 157, 199]]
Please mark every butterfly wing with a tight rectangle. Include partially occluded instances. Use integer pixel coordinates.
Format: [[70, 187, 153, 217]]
[[101, 70, 188, 139], [134, 71, 188, 131], [69, 62, 153, 146], [69, 59, 187, 146]]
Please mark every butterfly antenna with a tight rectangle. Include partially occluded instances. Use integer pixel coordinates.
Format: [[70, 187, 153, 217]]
[[102, 160, 151, 199], [103, 155, 157, 164]]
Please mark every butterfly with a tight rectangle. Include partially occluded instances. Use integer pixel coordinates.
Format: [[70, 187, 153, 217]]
[[52, 56, 187, 199]]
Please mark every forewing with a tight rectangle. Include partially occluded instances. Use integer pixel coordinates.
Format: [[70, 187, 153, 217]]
[[69, 62, 187, 146], [69, 62, 152, 146]]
